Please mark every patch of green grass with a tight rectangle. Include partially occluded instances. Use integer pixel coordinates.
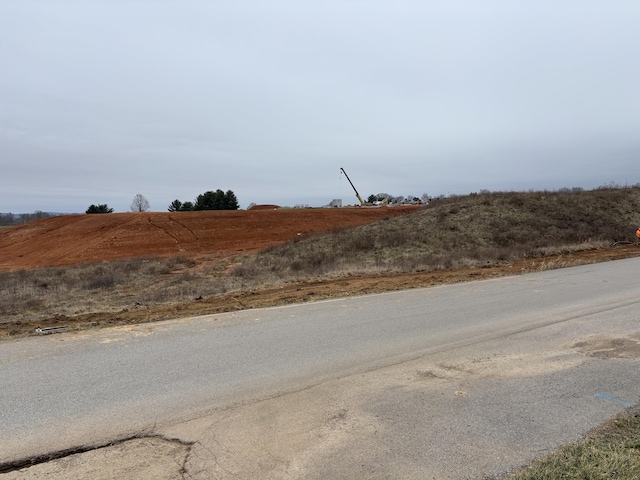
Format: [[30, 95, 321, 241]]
[[503, 407, 640, 479]]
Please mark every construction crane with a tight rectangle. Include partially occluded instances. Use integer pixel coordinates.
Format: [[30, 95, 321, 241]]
[[340, 167, 364, 205]]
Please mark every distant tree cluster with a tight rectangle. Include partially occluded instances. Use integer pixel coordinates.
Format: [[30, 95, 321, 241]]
[[86, 204, 114, 214], [168, 189, 239, 212], [0, 211, 52, 226]]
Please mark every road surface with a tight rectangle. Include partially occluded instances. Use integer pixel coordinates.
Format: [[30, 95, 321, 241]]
[[1, 258, 639, 478]]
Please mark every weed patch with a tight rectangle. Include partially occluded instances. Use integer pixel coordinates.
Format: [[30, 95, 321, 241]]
[[231, 187, 640, 282], [504, 408, 640, 479]]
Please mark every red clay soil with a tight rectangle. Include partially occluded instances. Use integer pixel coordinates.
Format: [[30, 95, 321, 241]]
[[0, 206, 419, 271], [2, 206, 639, 340]]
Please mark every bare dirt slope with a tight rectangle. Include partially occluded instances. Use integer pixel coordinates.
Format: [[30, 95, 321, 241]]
[[1, 206, 639, 340], [0, 206, 419, 271]]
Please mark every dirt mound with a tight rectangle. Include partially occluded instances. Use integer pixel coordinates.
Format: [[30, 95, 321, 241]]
[[0, 206, 419, 271]]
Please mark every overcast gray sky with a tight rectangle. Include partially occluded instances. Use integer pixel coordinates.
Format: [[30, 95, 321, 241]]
[[1, 1, 639, 212]]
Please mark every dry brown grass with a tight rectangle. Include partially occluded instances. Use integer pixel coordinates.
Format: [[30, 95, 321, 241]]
[[500, 407, 640, 479], [232, 186, 640, 281], [2, 186, 640, 325], [0, 256, 246, 323]]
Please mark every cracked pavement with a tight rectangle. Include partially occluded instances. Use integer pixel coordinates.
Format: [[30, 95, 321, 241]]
[[2, 260, 640, 479], [3, 326, 639, 479], [0, 436, 192, 480]]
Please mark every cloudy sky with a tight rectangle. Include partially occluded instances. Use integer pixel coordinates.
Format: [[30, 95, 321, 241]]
[[1, 1, 639, 213]]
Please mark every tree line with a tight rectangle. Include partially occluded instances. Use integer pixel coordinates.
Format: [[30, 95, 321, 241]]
[[0, 211, 53, 226], [83, 190, 240, 214], [168, 189, 239, 212]]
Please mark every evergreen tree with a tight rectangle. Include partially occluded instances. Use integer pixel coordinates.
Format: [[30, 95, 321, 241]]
[[168, 199, 183, 212], [172, 189, 239, 211], [86, 204, 113, 214], [224, 190, 240, 210]]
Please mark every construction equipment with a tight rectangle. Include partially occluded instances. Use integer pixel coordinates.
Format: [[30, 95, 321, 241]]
[[340, 167, 364, 205]]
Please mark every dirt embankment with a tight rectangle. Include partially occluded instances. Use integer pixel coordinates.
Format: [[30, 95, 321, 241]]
[[0, 206, 419, 271], [1, 207, 639, 340]]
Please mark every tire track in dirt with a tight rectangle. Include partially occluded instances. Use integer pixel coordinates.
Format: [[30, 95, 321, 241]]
[[0, 207, 419, 271]]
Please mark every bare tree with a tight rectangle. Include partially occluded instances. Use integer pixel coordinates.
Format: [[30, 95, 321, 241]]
[[130, 194, 150, 212]]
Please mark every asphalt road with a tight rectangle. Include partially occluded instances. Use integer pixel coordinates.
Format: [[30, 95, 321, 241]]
[[2, 258, 640, 478]]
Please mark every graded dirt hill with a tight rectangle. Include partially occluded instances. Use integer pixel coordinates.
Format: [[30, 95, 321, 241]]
[[2, 204, 640, 341], [0, 206, 419, 271]]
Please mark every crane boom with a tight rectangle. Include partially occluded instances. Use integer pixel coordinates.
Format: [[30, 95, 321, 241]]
[[340, 168, 364, 205]]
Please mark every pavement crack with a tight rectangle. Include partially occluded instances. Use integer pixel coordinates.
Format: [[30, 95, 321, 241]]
[[0, 433, 195, 475], [202, 433, 241, 478]]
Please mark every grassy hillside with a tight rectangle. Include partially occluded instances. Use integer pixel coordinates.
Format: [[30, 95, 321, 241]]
[[233, 186, 640, 280], [2, 186, 639, 324]]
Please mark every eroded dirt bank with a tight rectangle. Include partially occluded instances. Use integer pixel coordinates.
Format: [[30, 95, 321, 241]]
[[0, 207, 419, 271]]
